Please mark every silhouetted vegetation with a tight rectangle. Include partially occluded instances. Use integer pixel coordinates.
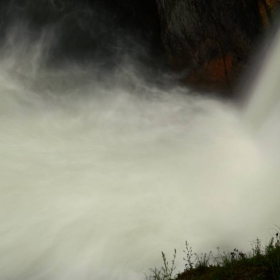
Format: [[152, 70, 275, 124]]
[[145, 230, 280, 280]]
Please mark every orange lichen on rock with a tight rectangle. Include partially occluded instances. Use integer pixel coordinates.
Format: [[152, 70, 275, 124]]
[[203, 54, 234, 83], [184, 54, 237, 91]]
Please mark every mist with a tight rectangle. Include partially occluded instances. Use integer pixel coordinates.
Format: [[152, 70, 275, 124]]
[[0, 2, 280, 280]]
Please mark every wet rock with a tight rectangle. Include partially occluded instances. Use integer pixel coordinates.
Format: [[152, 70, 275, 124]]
[[156, 0, 280, 95]]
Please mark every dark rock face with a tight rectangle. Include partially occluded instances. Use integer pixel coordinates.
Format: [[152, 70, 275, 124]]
[[156, 0, 279, 94], [0, 0, 162, 65]]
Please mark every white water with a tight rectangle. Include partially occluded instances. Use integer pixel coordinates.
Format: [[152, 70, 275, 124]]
[[0, 22, 280, 280], [244, 25, 280, 131]]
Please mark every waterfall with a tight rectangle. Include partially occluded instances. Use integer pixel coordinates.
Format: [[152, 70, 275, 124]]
[[243, 24, 280, 130], [0, 4, 280, 280]]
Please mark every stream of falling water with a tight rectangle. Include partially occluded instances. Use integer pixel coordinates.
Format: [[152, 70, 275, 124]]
[[0, 12, 280, 280]]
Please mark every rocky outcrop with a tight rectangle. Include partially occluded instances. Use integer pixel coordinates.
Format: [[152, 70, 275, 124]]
[[156, 0, 279, 94]]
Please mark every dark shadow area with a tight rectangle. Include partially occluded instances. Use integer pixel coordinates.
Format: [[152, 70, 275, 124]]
[[0, 0, 163, 69]]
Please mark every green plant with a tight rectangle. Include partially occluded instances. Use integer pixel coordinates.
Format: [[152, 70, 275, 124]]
[[183, 241, 194, 270], [145, 249, 177, 280], [251, 237, 262, 257], [194, 251, 212, 269]]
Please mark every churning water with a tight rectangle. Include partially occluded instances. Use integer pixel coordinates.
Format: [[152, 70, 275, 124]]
[[1, 6, 280, 280]]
